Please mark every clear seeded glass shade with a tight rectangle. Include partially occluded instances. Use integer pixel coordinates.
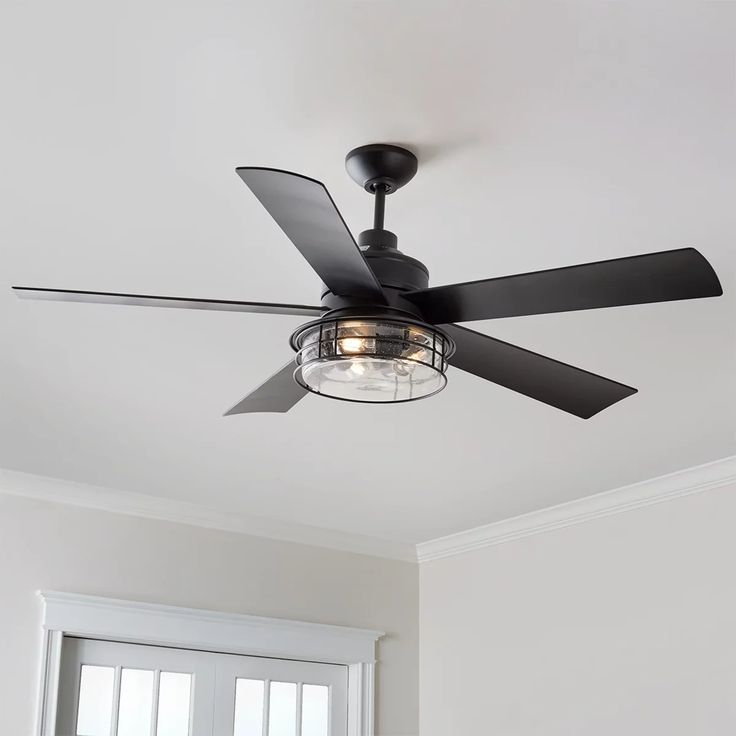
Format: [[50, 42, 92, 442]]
[[292, 318, 452, 403]]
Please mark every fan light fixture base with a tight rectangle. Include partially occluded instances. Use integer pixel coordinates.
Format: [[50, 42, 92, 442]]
[[345, 144, 418, 194]]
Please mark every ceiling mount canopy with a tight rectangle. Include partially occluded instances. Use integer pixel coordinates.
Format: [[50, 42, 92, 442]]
[[12, 143, 723, 419]]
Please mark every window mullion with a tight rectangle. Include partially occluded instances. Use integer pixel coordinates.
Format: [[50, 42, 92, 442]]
[[295, 682, 303, 736], [262, 678, 271, 736], [110, 666, 122, 736], [149, 669, 161, 736]]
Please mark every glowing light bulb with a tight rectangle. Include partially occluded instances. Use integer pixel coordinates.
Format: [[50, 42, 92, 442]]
[[339, 337, 365, 354]]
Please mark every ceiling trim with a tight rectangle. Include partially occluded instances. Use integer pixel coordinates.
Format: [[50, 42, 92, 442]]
[[0, 468, 417, 563], [417, 454, 736, 563], [3, 457, 736, 566]]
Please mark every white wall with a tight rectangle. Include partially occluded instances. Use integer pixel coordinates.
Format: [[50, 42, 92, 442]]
[[8, 479, 736, 736], [0, 494, 418, 735], [420, 484, 736, 735]]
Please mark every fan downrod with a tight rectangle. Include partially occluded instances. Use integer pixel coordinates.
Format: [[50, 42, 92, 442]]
[[338, 143, 429, 301], [345, 144, 418, 194]]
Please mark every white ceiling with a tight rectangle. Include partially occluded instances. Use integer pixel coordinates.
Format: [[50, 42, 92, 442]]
[[2, 1, 734, 549]]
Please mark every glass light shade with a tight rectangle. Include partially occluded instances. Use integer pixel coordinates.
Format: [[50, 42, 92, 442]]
[[292, 318, 453, 403]]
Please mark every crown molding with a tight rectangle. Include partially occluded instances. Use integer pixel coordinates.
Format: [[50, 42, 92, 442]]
[[417, 455, 736, 563], [4, 457, 736, 567], [0, 468, 417, 563]]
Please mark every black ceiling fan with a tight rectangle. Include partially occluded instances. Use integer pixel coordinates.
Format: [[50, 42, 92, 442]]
[[13, 144, 723, 418]]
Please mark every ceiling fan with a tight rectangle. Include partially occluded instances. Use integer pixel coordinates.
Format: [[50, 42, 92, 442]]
[[13, 144, 723, 418]]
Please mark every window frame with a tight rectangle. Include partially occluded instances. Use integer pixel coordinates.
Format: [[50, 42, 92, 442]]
[[57, 637, 218, 736], [36, 591, 383, 736]]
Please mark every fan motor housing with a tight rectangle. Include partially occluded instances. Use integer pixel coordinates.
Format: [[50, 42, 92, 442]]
[[320, 240, 429, 320], [362, 244, 428, 292]]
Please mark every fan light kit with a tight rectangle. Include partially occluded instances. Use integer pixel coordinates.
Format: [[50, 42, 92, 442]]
[[291, 316, 453, 403], [13, 143, 723, 418]]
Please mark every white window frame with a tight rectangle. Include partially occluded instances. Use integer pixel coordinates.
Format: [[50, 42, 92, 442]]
[[36, 591, 384, 736]]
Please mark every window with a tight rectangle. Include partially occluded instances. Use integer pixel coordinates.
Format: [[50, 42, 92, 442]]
[[56, 638, 347, 736], [37, 592, 382, 736]]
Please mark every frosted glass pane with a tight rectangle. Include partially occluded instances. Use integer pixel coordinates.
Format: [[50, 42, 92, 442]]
[[233, 678, 264, 736], [268, 682, 296, 736], [76, 665, 114, 736], [156, 672, 192, 736], [117, 668, 154, 736], [301, 685, 329, 736]]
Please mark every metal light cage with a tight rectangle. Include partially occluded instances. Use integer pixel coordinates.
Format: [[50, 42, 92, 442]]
[[290, 316, 455, 404]]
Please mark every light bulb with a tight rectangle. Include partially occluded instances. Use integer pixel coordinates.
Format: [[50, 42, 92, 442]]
[[339, 337, 365, 354]]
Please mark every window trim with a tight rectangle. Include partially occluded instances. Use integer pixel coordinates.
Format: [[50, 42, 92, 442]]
[[36, 590, 383, 736]]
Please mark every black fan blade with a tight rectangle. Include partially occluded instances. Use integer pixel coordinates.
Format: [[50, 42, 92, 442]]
[[406, 248, 722, 324], [12, 287, 323, 317], [224, 361, 307, 415], [443, 323, 637, 419], [236, 167, 386, 302]]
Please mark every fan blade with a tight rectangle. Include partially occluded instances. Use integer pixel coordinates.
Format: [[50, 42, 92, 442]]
[[12, 287, 323, 317], [443, 323, 637, 418], [224, 361, 307, 415], [236, 167, 386, 302], [406, 248, 722, 324]]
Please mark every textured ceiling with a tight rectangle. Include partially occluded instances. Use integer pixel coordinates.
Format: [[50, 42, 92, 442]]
[[1, 1, 734, 546]]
